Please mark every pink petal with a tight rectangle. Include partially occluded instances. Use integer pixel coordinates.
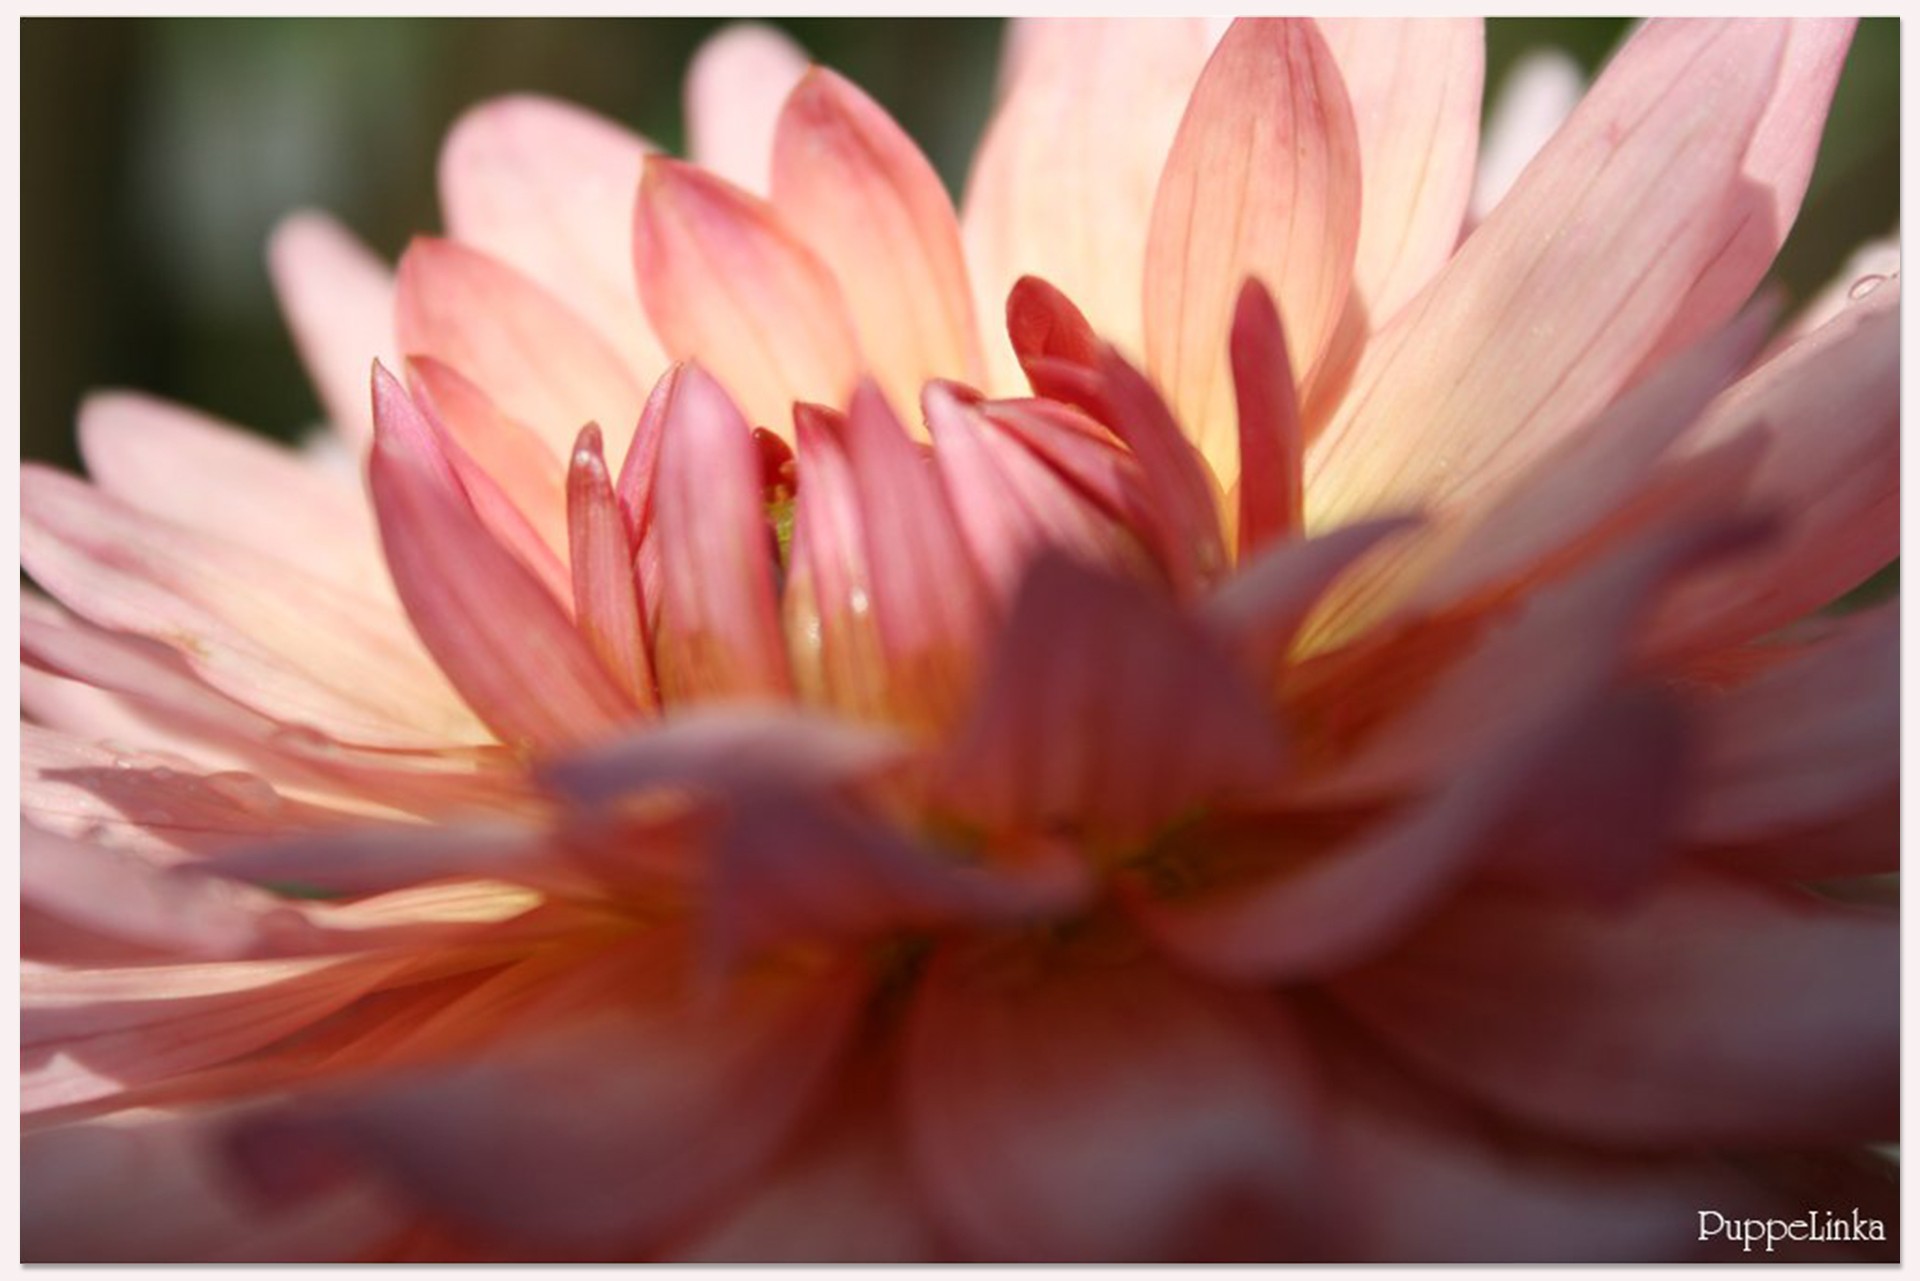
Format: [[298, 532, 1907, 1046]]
[[1332, 871, 1897, 1146], [647, 364, 793, 704], [567, 424, 656, 709], [1144, 18, 1362, 484], [614, 363, 678, 543], [924, 382, 1154, 602], [24, 952, 406, 1113], [1774, 231, 1898, 348], [904, 930, 1341, 1261], [964, 19, 1213, 391], [22, 464, 487, 749], [632, 157, 860, 438], [437, 93, 664, 385], [1308, 20, 1790, 527], [226, 942, 864, 1256], [407, 354, 569, 562], [791, 384, 989, 730], [1687, 604, 1896, 866], [683, 22, 810, 195], [1636, 20, 1857, 371], [25, 1107, 406, 1262], [394, 236, 645, 461], [368, 366, 639, 752], [772, 68, 982, 412], [1653, 276, 1899, 652], [543, 705, 912, 805], [1226, 279, 1304, 555], [266, 211, 399, 449], [1315, 19, 1483, 328], [936, 554, 1286, 844], [76, 391, 389, 597]]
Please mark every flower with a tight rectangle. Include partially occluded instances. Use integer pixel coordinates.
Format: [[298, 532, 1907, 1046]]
[[21, 17, 1899, 1263]]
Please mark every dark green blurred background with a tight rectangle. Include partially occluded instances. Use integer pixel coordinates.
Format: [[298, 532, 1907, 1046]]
[[20, 18, 1899, 471]]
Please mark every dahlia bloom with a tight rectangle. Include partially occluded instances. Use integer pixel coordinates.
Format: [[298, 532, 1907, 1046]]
[[21, 17, 1899, 1263]]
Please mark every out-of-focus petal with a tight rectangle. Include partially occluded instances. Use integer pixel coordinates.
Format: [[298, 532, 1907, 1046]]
[[395, 237, 645, 461], [1467, 50, 1584, 225], [24, 1107, 406, 1262], [567, 425, 656, 710], [683, 22, 810, 195], [964, 19, 1212, 390], [225, 943, 864, 1257], [368, 367, 639, 753], [1332, 871, 1897, 1147], [437, 94, 665, 385], [773, 69, 982, 413], [1686, 605, 1896, 867], [1309, 20, 1789, 527], [905, 928, 1341, 1261], [1145, 18, 1362, 484], [633, 158, 860, 438], [1653, 277, 1899, 652], [1315, 19, 1483, 327], [936, 555, 1285, 844], [647, 364, 793, 704], [267, 211, 399, 449]]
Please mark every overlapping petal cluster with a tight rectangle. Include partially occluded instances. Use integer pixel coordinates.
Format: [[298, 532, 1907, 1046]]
[[21, 18, 1899, 1262]]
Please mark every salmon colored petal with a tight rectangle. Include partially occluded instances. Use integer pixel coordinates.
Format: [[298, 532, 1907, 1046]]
[[22, 464, 487, 750], [1636, 20, 1856, 371], [438, 93, 664, 385], [394, 236, 645, 461], [1332, 872, 1897, 1147], [1687, 605, 1896, 858], [1144, 18, 1362, 485], [24, 953, 406, 1113], [772, 68, 982, 412], [567, 424, 656, 710], [369, 366, 639, 752], [1135, 681, 1687, 983], [226, 946, 864, 1256], [1315, 19, 1483, 326], [1653, 277, 1899, 652], [924, 382, 1153, 602], [905, 930, 1341, 1261], [24, 1108, 406, 1262], [936, 555, 1286, 843], [76, 392, 390, 598], [683, 22, 810, 195], [1466, 49, 1584, 225], [267, 211, 399, 449], [976, 394, 1158, 536], [648, 364, 793, 704], [1003, 274, 1102, 393], [407, 355, 569, 563], [1227, 279, 1305, 555], [1308, 20, 1789, 528], [633, 158, 860, 438], [964, 19, 1212, 391]]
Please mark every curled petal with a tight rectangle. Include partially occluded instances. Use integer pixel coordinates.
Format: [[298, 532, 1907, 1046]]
[[567, 424, 656, 710]]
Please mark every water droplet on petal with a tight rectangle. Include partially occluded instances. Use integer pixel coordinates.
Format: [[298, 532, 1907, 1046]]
[[1848, 273, 1887, 301]]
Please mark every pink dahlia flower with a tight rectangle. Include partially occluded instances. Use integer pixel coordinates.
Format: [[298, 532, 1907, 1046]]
[[21, 18, 1899, 1263]]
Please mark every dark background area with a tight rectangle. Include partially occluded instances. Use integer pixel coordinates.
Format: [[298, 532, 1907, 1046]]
[[20, 18, 1899, 471]]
